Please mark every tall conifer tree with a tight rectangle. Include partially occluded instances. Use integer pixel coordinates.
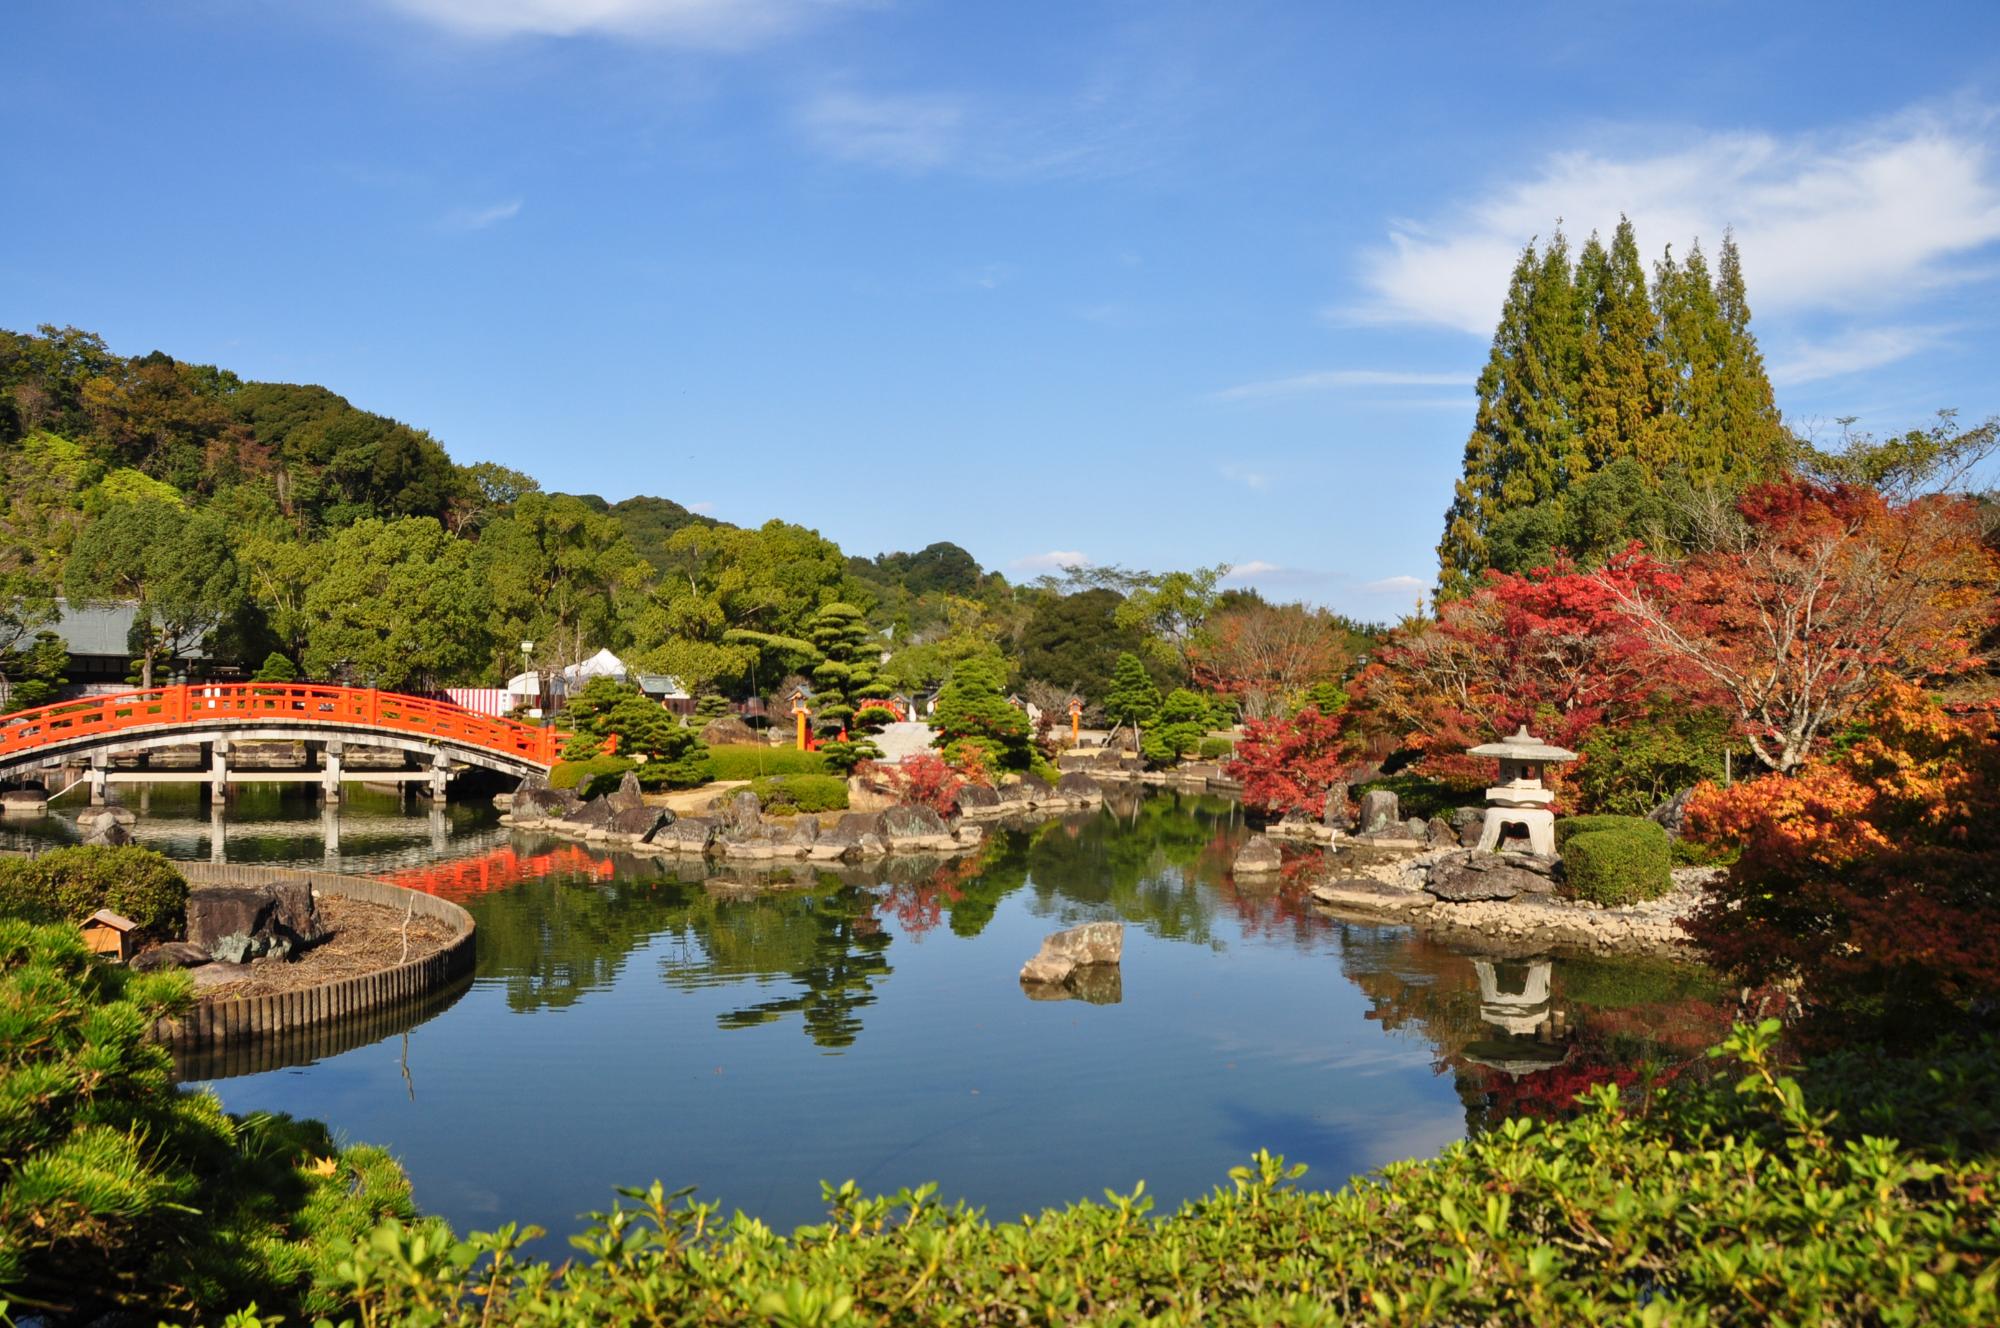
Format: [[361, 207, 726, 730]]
[[1712, 230, 1789, 478], [1577, 217, 1660, 469]]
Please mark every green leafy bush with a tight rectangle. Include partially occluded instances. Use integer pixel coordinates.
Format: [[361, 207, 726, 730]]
[[1197, 736, 1233, 760], [749, 774, 849, 815], [0, 845, 189, 934], [1353, 772, 1462, 822], [1575, 703, 1729, 815], [704, 744, 827, 781], [1560, 816, 1672, 906], [0, 920, 434, 1321], [1553, 813, 1656, 850], [246, 1023, 2000, 1326]]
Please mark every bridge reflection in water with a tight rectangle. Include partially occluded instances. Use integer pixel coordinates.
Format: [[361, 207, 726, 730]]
[[382, 842, 617, 902]]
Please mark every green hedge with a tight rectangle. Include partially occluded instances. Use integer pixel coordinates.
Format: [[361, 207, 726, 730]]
[[1197, 736, 1234, 760], [1561, 816, 1673, 906], [748, 774, 849, 816], [0, 920, 433, 1321], [549, 755, 636, 798], [704, 744, 828, 781], [230, 1022, 2000, 1326], [0, 845, 189, 934]]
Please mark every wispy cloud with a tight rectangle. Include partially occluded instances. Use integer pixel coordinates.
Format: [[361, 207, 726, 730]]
[[1219, 463, 1268, 489], [1347, 108, 2000, 335], [441, 198, 522, 231], [1362, 574, 1427, 596], [1212, 368, 1471, 402], [1012, 549, 1090, 573], [687, 500, 717, 515], [1770, 325, 1946, 386], [375, 0, 860, 47], [795, 89, 964, 172], [1226, 560, 1282, 577]]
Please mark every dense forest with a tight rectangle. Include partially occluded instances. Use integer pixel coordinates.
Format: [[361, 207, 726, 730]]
[[0, 324, 1374, 723]]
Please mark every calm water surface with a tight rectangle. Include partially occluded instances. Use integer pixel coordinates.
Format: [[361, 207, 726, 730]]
[[6, 784, 1726, 1239]]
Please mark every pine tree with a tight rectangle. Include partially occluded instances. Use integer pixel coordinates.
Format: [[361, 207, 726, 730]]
[[1103, 651, 1162, 732], [1438, 243, 1540, 589]]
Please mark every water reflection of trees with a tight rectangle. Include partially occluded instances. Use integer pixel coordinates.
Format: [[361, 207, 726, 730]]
[[1329, 923, 1732, 1132], [878, 791, 1250, 944]]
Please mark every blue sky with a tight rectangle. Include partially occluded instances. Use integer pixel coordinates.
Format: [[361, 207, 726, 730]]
[[6, 1, 1999, 617]]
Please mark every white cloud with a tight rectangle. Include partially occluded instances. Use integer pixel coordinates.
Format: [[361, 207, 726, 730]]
[[1219, 463, 1268, 489], [796, 89, 963, 172], [1012, 550, 1090, 572], [1362, 575, 1427, 596], [687, 500, 716, 515], [375, 0, 858, 46], [1349, 110, 2000, 334], [441, 199, 522, 231], [1226, 560, 1282, 577], [1211, 368, 1470, 402], [1769, 325, 1944, 386]]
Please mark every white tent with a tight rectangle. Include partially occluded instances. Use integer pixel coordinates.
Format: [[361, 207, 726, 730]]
[[564, 648, 628, 683]]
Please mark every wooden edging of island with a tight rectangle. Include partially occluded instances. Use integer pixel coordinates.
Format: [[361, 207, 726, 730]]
[[152, 863, 476, 1052]]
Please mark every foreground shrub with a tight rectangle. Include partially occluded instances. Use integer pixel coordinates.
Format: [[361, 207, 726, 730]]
[[1562, 821, 1672, 906], [1554, 813, 1661, 851], [0, 920, 432, 1322], [748, 774, 848, 816], [265, 1022, 1998, 1326], [1684, 681, 2000, 1033], [856, 753, 965, 817], [704, 744, 827, 781], [1197, 736, 1233, 760], [0, 845, 189, 934]]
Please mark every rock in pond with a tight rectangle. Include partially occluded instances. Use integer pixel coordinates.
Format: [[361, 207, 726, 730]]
[[1020, 921, 1124, 986], [1310, 877, 1427, 915], [1231, 835, 1284, 876]]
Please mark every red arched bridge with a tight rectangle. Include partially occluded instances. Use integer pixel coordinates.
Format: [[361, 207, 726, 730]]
[[0, 684, 563, 804]]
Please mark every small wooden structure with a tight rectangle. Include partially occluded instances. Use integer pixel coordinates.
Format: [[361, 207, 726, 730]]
[[1468, 725, 1578, 856], [82, 908, 139, 962]]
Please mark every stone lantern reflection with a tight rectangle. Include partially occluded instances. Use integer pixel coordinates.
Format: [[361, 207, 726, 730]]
[[1468, 725, 1578, 856]]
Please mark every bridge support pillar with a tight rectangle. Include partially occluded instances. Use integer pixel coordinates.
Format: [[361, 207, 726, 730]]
[[87, 753, 111, 807], [319, 740, 344, 805], [429, 755, 451, 804], [209, 740, 232, 802]]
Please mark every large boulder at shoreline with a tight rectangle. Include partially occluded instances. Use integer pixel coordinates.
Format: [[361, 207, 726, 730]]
[[719, 791, 763, 831], [880, 804, 950, 847], [1056, 772, 1103, 801], [1020, 921, 1124, 986], [187, 882, 325, 956], [605, 772, 646, 814], [602, 805, 670, 843], [955, 783, 1002, 816], [1426, 851, 1552, 903], [834, 811, 885, 838], [653, 817, 717, 854], [77, 805, 137, 830], [563, 795, 618, 830], [700, 716, 760, 746], [1322, 782, 1351, 831], [1232, 835, 1284, 876], [82, 819, 134, 847], [1358, 789, 1401, 834], [513, 786, 582, 821], [1310, 876, 1426, 915]]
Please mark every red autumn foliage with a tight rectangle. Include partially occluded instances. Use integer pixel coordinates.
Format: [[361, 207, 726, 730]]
[[1225, 704, 1347, 817], [1683, 681, 2000, 1029], [1350, 549, 1700, 787], [1609, 480, 1997, 773], [856, 752, 970, 817]]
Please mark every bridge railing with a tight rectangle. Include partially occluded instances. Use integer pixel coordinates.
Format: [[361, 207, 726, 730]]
[[0, 683, 564, 768]]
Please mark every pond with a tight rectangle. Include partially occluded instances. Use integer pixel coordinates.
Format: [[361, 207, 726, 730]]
[[5, 784, 1730, 1240]]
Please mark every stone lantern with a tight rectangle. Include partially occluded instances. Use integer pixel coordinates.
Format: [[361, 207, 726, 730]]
[[1468, 725, 1577, 856]]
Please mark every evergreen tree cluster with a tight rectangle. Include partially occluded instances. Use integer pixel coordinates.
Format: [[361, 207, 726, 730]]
[[1438, 220, 1787, 590]]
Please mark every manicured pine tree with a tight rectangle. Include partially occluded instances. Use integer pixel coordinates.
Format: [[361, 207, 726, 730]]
[[1102, 651, 1162, 735], [807, 602, 874, 735]]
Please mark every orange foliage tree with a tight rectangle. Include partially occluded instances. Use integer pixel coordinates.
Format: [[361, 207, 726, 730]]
[[1190, 603, 1350, 721], [1683, 682, 2000, 1029], [1608, 480, 1997, 774]]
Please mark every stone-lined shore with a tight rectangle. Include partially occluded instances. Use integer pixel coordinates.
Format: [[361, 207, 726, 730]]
[[501, 770, 1110, 864]]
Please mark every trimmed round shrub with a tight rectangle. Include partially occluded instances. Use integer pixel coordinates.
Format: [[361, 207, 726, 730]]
[[749, 774, 849, 815], [1562, 821, 1672, 906], [1197, 737, 1233, 760], [1555, 813, 1660, 851], [0, 845, 190, 934]]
